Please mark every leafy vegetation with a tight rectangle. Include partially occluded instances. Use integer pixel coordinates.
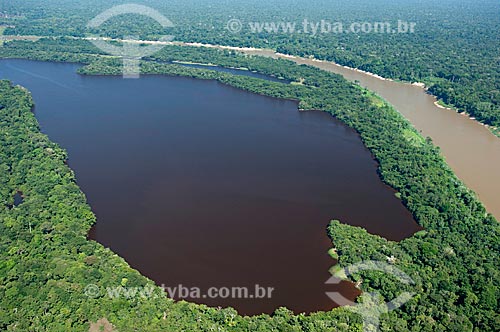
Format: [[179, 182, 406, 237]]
[[1, 0, 499, 130], [0, 39, 499, 331], [0, 79, 356, 332]]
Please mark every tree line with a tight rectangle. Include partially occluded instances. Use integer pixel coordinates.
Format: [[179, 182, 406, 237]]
[[0, 38, 498, 331]]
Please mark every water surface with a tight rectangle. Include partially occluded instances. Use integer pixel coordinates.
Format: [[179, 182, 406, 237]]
[[0, 59, 420, 315], [235, 48, 500, 220], [13, 191, 23, 207], [172, 61, 289, 83]]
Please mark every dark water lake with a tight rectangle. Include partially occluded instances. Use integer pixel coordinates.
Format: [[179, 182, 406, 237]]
[[13, 191, 23, 207], [0, 59, 420, 315]]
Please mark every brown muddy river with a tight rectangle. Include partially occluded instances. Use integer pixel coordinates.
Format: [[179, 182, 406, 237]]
[[0, 59, 421, 315], [234, 48, 500, 220]]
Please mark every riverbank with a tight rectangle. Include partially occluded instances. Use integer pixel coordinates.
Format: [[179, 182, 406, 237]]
[[1, 40, 499, 331], [170, 39, 500, 139], [2, 36, 499, 218], [215, 45, 500, 220]]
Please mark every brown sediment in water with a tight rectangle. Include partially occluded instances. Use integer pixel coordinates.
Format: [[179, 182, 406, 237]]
[[227, 47, 500, 220], [1, 59, 421, 315], [154, 41, 499, 219]]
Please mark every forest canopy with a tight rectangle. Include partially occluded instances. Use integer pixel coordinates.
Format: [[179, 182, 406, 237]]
[[1, 0, 499, 130], [0, 39, 499, 330]]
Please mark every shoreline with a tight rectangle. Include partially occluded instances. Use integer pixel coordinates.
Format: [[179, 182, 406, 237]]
[[164, 39, 498, 137], [4, 35, 498, 137]]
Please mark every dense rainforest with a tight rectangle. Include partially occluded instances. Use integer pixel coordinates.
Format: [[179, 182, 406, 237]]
[[1, 0, 499, 132], [0, 37, 499, 331]]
